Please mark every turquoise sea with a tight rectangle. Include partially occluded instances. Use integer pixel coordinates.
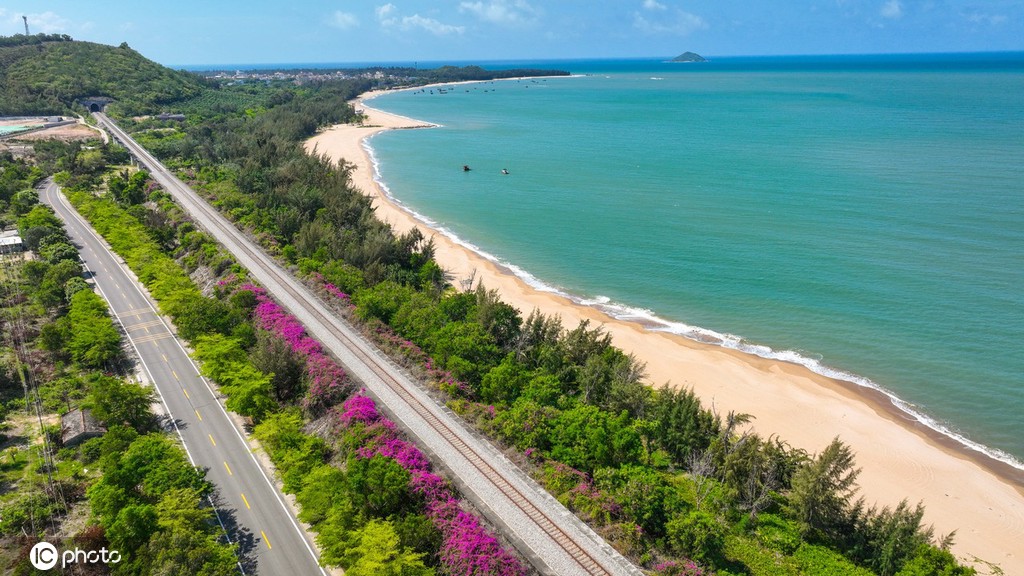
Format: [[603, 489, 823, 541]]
[[364, 54, 1024, 468]]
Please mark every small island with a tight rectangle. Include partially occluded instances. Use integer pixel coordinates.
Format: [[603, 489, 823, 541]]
[[669, 51, 707, 63]]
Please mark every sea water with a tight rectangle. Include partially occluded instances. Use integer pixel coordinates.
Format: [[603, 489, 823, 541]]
[[365, 54, 1024, 467]]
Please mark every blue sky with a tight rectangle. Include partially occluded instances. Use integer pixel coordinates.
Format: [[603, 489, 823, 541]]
[[2, 1, 1022, 66]]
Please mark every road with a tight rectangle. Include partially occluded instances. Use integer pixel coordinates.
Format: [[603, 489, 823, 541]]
[[94, 111, 641, 576], [41, 180, 327, 576]]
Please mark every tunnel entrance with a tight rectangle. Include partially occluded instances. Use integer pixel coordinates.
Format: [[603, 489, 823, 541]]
[[79, 97, 113, 113]]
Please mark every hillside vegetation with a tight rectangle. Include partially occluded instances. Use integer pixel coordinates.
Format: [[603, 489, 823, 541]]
[[0, 34, 206, 115]]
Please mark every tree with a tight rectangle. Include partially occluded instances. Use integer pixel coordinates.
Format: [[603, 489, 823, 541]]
[[194, 334, 276, 422], [106, 504, 158, 556], [68, 290, 122, 367], [346, 454, 413, 519], [250, 329, 305, 402], [474, 285, 522, 352], [427, 321, 501, 388], [549, 404, 642, 472], [87, 375, 155, 432], [594, 465, 670, 538], [296, 464, 350, 526], [147, 524, 238, 576], [37, 259, 83, 309], [171, 294, 241, 340], [666, 509, 725, 562], [788, 437, 861, 539], [849, 500, 935, 576], [342, 519, 434, 576], [480, 355, 530, 406], [651, 386, 719, 467]]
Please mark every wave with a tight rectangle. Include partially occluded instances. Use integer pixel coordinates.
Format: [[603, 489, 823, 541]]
[[363, 128, 1024, 475]]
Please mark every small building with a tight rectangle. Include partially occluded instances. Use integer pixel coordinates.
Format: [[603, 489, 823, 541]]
[[61, 409, 106, 447], [0, 230, 23, 254], [157, 113, 186, 122]]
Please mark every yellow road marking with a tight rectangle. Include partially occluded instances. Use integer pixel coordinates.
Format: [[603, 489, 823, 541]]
[[208, 434, 216, 447], [195, 409, 202, 421], [183, 389, 189, 399], [172, 370, 179, 380], [261, 530, 272, 550], [241, 493, 251, 509], [162, 354, 168, 362], [224, 461, 232, 476]]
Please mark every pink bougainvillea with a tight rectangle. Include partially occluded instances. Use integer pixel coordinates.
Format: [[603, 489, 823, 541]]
[[339, 392, 381, 426], [340, 393, 527, 576], [238, 284, 526, 575], [238, 285, 351, 416]]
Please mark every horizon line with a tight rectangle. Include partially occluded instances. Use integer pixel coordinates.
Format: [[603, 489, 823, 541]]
[[169, 49, 1024, 71]]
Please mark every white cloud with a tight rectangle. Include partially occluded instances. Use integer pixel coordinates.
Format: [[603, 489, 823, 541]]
[[643, 0, 667, 11], [880, 0, 903, 20], [459, 0, 540, 26], [376, 5, 464, 36], [633, 8, 707, 36], [965, 12, 1007, 26], [376, 3, 397, 23], [330, 11, 359, 30]]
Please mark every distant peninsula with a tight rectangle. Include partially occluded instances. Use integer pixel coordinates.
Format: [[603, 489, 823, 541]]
[[669, 51, 707, 63]]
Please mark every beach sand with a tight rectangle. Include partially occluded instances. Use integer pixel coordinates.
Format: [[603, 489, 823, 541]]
[[305, 90, 1024, 572]]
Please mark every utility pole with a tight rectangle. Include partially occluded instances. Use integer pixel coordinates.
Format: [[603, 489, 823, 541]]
[[23, 16, 29, 36]]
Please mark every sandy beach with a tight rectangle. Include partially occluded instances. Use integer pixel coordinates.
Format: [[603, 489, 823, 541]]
[[305, 89, 1024, 573]]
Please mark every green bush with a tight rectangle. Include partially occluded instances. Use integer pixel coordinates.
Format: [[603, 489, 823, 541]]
[[666, 509, 726, 562]]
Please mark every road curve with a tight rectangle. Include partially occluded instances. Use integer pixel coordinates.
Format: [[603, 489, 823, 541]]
[[41, 180, 327, 576], [95, 112, 642, 576]]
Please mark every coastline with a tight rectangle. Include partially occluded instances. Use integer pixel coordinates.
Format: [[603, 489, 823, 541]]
[[305, 89, 1024, 572]]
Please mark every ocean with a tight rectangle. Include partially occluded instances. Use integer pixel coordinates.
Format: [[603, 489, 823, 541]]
[[363, 54, 1024, 468]]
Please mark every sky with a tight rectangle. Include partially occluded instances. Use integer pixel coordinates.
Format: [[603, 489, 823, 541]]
[[1, 1, 1022, 67]]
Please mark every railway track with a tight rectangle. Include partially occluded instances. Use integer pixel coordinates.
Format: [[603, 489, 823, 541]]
[[96, 112, 638, 576]]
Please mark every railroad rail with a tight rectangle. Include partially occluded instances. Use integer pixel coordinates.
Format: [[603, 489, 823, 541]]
[[95, 112, 641, 576]]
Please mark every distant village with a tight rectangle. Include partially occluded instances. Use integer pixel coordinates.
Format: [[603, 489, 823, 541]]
[[198, 68, 413, 86]]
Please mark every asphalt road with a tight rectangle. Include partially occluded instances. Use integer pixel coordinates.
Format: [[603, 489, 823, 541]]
[[41, 180, 326, 576], [92, 112, 641, 576]]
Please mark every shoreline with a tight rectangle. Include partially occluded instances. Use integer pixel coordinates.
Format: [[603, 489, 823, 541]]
[[305, 88, 1024, 571]]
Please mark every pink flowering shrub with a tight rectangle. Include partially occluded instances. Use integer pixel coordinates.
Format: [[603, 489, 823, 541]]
[[541, 462, 621, 525], [237, 287, 525, 574], [338, 393, 527, 576], [238, 285, 352, 416]]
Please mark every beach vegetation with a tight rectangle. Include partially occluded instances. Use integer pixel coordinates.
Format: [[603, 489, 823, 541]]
[[788, 437, 861, 539]]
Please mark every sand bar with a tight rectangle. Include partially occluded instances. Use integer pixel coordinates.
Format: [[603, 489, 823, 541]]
[[305, 88, 1024, 573]]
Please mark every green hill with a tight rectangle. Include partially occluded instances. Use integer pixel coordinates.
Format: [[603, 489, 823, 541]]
[[0, 34, 207, 116]]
